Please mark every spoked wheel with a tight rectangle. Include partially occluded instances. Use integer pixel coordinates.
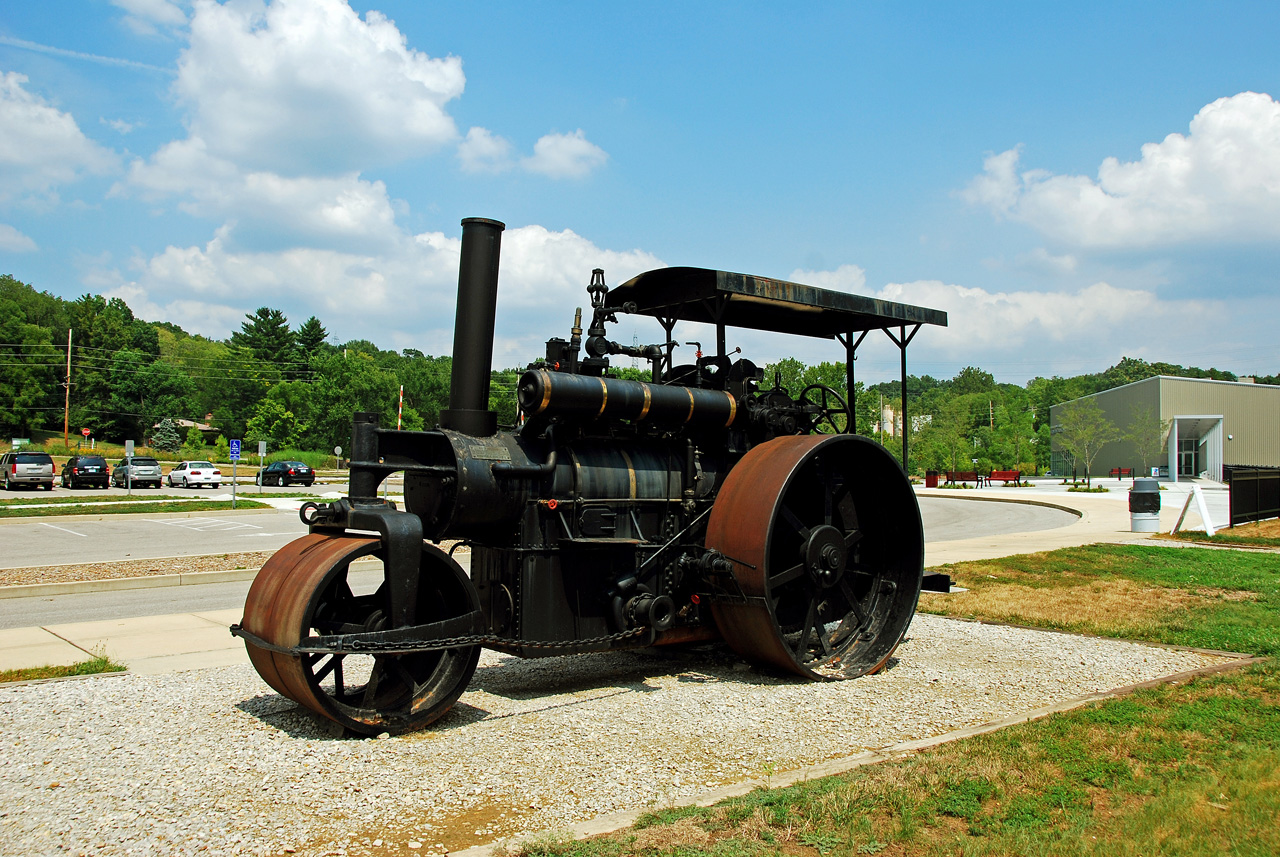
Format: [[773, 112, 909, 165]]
[[241, 533, 481, 735], [706, 434, 923, 679]]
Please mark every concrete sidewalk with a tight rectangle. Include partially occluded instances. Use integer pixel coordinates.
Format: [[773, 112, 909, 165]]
[[0, 478, 1229, 675]]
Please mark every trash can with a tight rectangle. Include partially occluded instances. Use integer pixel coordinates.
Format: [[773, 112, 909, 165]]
[[925, 470, 939, 488], [1129, 478, 1161, 532]]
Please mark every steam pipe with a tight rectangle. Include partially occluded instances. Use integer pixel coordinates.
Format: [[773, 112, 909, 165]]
[[441, 217, 506, 436]]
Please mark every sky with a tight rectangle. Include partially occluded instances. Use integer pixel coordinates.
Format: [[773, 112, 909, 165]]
[[2, 0, 1280, 386]]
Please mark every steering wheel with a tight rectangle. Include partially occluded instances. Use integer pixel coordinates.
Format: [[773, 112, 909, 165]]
[[798, 383, 852, 434]]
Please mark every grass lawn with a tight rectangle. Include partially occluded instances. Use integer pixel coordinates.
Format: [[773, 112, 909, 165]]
[[0, 654, 127, 684], [517, 544, 1280, 857], [1159, 516, 1280, 549], [0, 498, 273, 518]]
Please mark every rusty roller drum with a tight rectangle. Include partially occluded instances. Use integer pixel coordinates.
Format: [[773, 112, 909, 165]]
[[241, 533, 480, 735], [705, 434, 923, 679]]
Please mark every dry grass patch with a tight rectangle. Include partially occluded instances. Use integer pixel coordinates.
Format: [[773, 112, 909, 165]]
[[920, 572, 1207, 632]]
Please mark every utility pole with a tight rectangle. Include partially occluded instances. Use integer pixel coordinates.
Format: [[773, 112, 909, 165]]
[[62, 328, 72, 447], [989, 400, 994, 429]]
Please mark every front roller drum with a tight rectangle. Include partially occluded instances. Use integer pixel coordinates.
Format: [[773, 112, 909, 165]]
[[706, 434, 924, 679], [241, 533, 481, 735]]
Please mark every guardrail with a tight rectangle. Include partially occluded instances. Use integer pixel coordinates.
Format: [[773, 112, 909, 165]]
[[1224, 465, 1280, 526]]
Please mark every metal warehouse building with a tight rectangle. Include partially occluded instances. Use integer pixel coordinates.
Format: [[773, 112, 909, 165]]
[[1049, 376, 1280, 482]]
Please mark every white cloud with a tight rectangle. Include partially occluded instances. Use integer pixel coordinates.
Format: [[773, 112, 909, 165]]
[[0, 72, 118, 202], [0, 223, 38, 252], [174, 0, 464, 174], [787, 264, 867, 292], [98, 222, 664, 365], [112, 0, 188, 36], [869, 278, 1231, 381], [458, 127, 515, 173], [103, 118, 136, 134], [120, 138, 399, 245], [522, 130, 608, 179], [1018, 248, 1077, 274], [964, 92, 1280, 247]]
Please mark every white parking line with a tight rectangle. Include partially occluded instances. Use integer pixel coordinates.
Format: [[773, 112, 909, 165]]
[[236, 532, 304, 538], [146, 518, 264, 532], [39, 523, 88, 538]]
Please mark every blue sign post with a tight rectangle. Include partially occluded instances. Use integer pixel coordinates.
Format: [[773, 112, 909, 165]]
[[229, 440, 241, 508]]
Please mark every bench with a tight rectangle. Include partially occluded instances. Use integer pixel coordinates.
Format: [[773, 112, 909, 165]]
[[1108, 467, 1134, 479], [945, 470, 982, 486], [987, 469, 1021, 486]]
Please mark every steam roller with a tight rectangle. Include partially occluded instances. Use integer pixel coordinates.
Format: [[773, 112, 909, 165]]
[[235, 216, 946, 734]]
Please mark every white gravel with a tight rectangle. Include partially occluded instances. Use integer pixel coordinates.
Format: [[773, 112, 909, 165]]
[[0, 613, 1233, 857]]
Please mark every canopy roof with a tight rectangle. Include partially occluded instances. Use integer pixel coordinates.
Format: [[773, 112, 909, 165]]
[[606, 267, 948, 339]]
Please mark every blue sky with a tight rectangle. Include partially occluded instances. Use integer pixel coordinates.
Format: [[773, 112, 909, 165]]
[[3, 0, 1279, 385]]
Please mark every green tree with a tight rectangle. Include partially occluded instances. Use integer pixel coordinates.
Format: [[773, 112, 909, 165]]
[[295, 316, 329, 361], [231, 307, 298, 367], [0, 296, 58, 436], [182, 425, 206, 458], [151, 418, 183, 452], [1125, 404, 1171, 475], [245, 398, 308, 450], [1056, 398, 1119, 487], [105, 350, 198, 442]]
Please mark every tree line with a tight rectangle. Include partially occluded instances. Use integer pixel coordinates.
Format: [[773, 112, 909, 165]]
[[3, 274, 1270, 471]]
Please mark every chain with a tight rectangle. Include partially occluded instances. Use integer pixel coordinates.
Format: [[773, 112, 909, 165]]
[[230, 623, 649, 657]]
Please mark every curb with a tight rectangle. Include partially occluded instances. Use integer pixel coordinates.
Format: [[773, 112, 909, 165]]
[[0, 506, 282, 526], [0, 557, 385, 600], [917, 489, 1085, 518], [454, 653, 1262, 857]]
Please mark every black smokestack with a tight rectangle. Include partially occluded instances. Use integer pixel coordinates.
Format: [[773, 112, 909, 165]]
[[440, 217, 505, 436]]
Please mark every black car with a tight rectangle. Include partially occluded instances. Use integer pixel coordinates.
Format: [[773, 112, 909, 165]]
[[255, 460, 315, 487], [62, 455, 110, 489]]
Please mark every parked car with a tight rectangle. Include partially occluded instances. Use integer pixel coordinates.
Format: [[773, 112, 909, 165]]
[[255, 460, 315, 487], [110, 456, 163, 488], [61, 454, 110, 489], [1, 451, 55, 491], [168, 460, 221, 488]]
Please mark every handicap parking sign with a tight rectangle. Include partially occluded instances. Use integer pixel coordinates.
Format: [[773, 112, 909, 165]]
[[229, 439, 242, 460]]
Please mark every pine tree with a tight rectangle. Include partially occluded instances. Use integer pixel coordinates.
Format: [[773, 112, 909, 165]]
[[152, 418, 183, 452], [230, 308, 296, 365], [295, 316, 328, 360]]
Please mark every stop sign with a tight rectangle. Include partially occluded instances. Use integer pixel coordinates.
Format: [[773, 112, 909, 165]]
[[81, 428, 90, 437]]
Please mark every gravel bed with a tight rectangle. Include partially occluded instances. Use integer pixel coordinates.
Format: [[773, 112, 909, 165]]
[[0, 614, 1234, 857], [0, 544, 468, 588], [0, 553, 279, 588]]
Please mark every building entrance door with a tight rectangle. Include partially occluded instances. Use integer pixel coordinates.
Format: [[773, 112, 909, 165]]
[[1178, 437, 1200, 476]]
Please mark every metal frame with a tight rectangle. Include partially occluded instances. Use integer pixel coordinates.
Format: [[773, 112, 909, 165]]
[[609, 268, 945, 474]]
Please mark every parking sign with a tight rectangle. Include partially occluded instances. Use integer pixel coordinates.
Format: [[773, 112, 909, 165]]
[[229, 439, 242, 460]]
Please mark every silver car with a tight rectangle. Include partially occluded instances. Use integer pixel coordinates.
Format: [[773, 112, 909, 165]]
[[111, 456, 163, 488], [1, 451, 55, 491]]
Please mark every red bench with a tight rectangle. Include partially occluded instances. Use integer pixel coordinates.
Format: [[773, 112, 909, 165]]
[[987, 470, 1021, 485], [1108, 467, 1134, 479], [945, 470, 982, 486]]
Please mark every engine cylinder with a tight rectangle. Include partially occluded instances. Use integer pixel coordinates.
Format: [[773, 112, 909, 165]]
[[518, 369, 738, 428]]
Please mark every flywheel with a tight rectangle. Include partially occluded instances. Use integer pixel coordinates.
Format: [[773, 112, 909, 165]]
[[240, 533, 481, 735], [705, 434, 923, 679]]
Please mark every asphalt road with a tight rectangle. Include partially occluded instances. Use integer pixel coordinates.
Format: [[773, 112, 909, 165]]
[[0, 496, 1077, 629], [0, 507, 311, 568]]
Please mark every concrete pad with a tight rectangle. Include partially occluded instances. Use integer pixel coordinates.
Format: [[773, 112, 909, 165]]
[[192, 607, 244, 625], [0, 626, 94, 671], [45, 612, 241, 662]]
